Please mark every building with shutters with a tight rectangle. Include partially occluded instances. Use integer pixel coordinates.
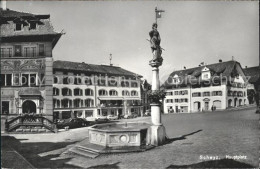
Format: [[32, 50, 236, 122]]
[[163, 60, 249, 113], [52, 60, 144, 121]]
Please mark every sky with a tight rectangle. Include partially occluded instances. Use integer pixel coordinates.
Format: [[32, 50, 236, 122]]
[[7, 1, 259, 83]]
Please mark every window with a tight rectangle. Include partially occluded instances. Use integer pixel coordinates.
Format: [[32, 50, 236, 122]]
[[14, 45, 22, 56], [131, 82, 138, 88], [29, 22, 37, 30], [39, 44, 45, 56], [175, 99, 179, 103], [62, 88, 72, 96], [0, 47, 12, 58], [166, 99, 173, 103], [53, 88, 59, 96], [131, 90, 138, 96], [99, 89, 107, 96], [61, 99, 72, 108], [0, 74, 5, 86], [212, 91, 222, 96], [174, 91, 179, 95], [13, 73, 20, 86], [74, 99, 83, 108], [74, 88, 83, 96], [85, 89, 93, 96], [53, 76, 58, 84], [121, 81, 130, 87], [74, 77, 82, 85], [61, 111, 71, 119], [192, 92, 201, 97], [85, 110, 94, 117], [53, 99, 60, 108], [21, 74, 38, 87], [166, 92, 173, 96], [5, 74, 11, 86], [179, 90, 188, 95], [97, 78, 106, 86], [122, 90, 130, 96], [109, 90, 118, 96], [24, 46, 36, 57], [85, 99, 94, 107], [203, 92, 210, 97], [1, 101, 9, 115], [30, 74, 37, 86], [15, 23, 22, 31], [108, 78, 117, 86]]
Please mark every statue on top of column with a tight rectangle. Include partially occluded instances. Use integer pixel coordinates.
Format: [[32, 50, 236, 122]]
[[149, 23, 163, 62]]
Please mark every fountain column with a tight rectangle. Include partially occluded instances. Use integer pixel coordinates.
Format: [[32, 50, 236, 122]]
[[149, 60, 166, 146]]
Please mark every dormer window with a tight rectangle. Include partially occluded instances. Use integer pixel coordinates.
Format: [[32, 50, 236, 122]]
[[29, 22, 37, 30], [173, 74, 180, 84], [201, 67, 211, 80], [15, 23, 22, 31]]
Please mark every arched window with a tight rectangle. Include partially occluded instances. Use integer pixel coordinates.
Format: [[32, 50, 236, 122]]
[[213, 100, 221, 109], [131, 90, 138, 96], [121, 81, 129, 87], [53, 76, 58, 84], [85, 88, 93, 96], [122, 90, 130, 96], [74, 88, 83, 96], [228, 99, 232, 107], [61, 99, 72, 108], [109, 90, 118, 96], [53, 87, 59, 96], [85, 99, 94, 107], [53, 99, 60, 108], [62, 88, 72, 96], [131, 82, 138, 88], [74, 99, 83, 108], [99, 89, 108, 96]]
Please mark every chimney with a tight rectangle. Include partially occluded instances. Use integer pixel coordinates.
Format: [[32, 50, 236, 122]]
[[245, 66, 247, 69], [1, 0, 7, 10], [219, 59, 222, 63], [184, 66, 186, 70]]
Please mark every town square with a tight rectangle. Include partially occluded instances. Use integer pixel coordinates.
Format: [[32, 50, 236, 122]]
[[1, 0, 259, 168]]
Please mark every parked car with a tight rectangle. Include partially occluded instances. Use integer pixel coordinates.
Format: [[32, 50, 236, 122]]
[[57, 118, 89, 129], [124, 114, 134, 119], [107, 115, 118, 120], [95, 116, 108, 122]]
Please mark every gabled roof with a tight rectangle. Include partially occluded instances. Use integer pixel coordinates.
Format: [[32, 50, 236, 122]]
[[163, 60, 241, 88], [53, 60, 142, 78], [243, 66, 260, 84], [0, 8, 49, 20]]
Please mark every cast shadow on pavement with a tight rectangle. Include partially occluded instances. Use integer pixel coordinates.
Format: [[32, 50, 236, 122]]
[[1, 136, 80, 168], [166, 159, 254, 168], [87, 162, 120, 169], [165, 129, 203, 144]]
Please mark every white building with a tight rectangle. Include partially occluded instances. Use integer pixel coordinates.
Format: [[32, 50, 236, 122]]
[[163, 60, 249, 113], [52, 60, 143, 121]]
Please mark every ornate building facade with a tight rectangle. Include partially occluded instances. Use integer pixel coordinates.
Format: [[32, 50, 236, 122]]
[[163, 60, 249, 113], [0, 7, 62, 132]]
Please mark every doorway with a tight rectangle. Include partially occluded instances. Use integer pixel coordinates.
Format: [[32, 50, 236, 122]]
[[22, 100, 36, 114], [204, 102, 209, 111]]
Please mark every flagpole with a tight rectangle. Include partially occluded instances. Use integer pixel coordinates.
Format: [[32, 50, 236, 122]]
[[155, 7, 157, 24]]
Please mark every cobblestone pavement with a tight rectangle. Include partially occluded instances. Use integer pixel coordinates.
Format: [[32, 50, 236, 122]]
[[2, 107, 259, 168]]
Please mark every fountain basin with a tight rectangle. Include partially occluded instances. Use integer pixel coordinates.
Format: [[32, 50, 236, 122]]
[[88, 122, 151, 147]]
